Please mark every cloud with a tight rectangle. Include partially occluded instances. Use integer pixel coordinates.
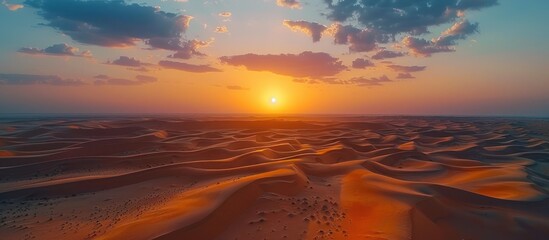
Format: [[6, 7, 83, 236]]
[[18, 43, 92, 57], [26, 0, 192, 48], [457, 0, 499, 10], [396, 73, 415, 79], [282, 21, 390, 52], [219, 11, 231, 17], [159, 60, 221, 73], [401, 36, 453, 56], [276, 0, 300, 9], [293, 75, 392, 87], [352, 58, 374, 69], [215, 26, 228, 33], [388, 65, 426, 72], [2, 0, 23, 11], [0, 73, 157, 86], [435, 20, 479, 46], [292, 78, 311, 84], [94, 74, 157, 86], [371, 50, 405, 60], [283, 20, 327, 42], [220, 51, 347, 78], [403, 20, 479, 57], [316, 0, 496, 56], [0, 73, 85, 86], [323, 0, 497, 35], [107, 56, 147, 67], [348, 75, 392, 87], [327, 24, 388, 52], [168, 39, 211, 59], [226, 85, 249, 90], [94, 74, 109, 80]]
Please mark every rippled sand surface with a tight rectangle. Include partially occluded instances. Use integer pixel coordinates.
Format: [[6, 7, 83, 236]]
[[0, 116, 548, 240]]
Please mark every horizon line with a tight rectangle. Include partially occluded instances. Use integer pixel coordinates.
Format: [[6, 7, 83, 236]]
[[1, 112, 548, 119]]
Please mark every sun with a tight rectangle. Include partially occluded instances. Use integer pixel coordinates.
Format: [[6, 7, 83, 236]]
[[270, 97, 277, 104]]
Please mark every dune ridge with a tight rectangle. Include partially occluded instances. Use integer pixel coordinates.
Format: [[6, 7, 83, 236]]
[[0, 117, 548, 239]]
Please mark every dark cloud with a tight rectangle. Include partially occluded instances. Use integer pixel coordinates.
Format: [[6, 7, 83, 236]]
[[352, 58, 374, 69], [168, 39, 210, 59], [371, 50, 405, 60], [107, 56, 146, 67], [401, 36, 453, 56], [396, 73, 415, 79], [226, 85, 249, 90], [159, 60, 221, 73], [0, 73, 85, 86], [106, 56, 155, 72], [276, 0, 300, 9], [329, 24, 388, 52], [314, 0, 496, 56], [283, 20, 327, 42], [388, 65, 426, 72], [323, 0, 497, 35], [26, 0, 192, 48], [282, 22, 388, 52], [18, 43, 92, 57], [220, 51, 346, 78], [348, 75, 392, 87], [94, 75, 157, 86]]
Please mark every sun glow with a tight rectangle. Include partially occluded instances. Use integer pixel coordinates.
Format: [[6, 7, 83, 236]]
[[270, 97, 277, 104]]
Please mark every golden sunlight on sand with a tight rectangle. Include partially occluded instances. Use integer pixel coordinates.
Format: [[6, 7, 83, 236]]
[[0, 117, 548, 239]]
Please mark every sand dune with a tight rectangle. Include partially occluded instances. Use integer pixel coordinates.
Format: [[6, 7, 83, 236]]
[[0, 116, 548, 239]]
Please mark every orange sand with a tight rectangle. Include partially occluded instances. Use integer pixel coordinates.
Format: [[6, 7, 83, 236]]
[[0, 117, 548, 240]]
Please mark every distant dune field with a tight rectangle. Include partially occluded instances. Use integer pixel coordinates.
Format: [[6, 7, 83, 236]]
[[0, 117, 548, 240]]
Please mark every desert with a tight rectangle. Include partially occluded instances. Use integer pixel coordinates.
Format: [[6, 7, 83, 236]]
[[0, 116, 548, 240]]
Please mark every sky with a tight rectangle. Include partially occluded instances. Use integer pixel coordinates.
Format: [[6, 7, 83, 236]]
[[0, 0, 548, 116]]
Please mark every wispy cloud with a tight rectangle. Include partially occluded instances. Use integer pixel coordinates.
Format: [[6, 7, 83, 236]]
[[396, 73, 415, 79], [18, 43, 92, 58], [388, 65, 427, 73], [371, 50, 405, 60], [0, 73, 85, 86], [159, 60, 221, 73], [94, 75, 157, 86], [226, 85, 249, 91], [2, 0, 22, 11]]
